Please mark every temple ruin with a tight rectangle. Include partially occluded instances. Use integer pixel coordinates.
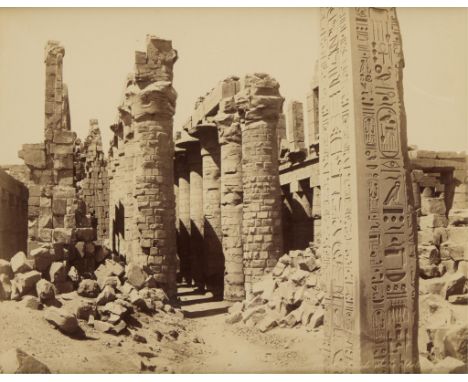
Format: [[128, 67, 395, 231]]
[[0, 7, 467, 374]]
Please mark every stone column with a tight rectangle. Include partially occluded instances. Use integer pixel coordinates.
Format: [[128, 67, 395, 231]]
[[194, 123, 224, 298], [182, 139, 205, 290], [174, 149, 192, 284], [319, 8, 418, 372], [236, 73, 284, 295], [312, 186, 321, 245], [130, 36, 178, 298], [286, 101, 305, 151], [217, 97, 245, 301]]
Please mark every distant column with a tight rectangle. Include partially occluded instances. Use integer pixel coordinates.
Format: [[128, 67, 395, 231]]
[[319, 8, 418, 372], [237, 73, 284, 295], [196, 123, 224, 297], [217, 97, 245, 301], [286, 100, 305, 151], [175, 149, 192, 284], [183, 139, 205, 291]]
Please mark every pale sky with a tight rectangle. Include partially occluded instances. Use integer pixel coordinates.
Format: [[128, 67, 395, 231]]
[[0, 8, 466, 164]]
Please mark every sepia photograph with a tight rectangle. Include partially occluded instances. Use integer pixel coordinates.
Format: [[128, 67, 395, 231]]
[[0, 2, 467, 376]]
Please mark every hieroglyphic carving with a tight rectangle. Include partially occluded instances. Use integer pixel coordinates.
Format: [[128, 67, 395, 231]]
[[319, 8, 418, 373]]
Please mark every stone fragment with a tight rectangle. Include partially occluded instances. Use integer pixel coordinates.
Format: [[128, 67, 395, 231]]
[[110, 320, 127, 335], [419, 244, 440, 265], [13, 271, 41, 296], [420, 278, 446, 296], [29, 247, 54, 272], [35, 279, 55, 302], [251, 277, 276, 300], [419, 294, 456, 329], [443, 273, 467, 299], [103, 302, 127, 317], [93, 320, 113, 333], [448, 209, 468, 227], [125, 263, 147, 289], [297, 257, 319, 272], [22, 295, 43, 310], [419, 264, 443, 279], [96, 285, 116, 305], [433, 227, 449, 247], [0, 274, 12, 301], [44, 307, 80, 334], [419, 356, 434, 373], [75, 301, 96, 320], [444, 324, 468, 362], [257, 314, 279, 333], [54, 280, 74, 294], [95, 245, 111, 263], [10, 252, 32, 274], [0, 259, 13, 278], [447, 294, 468, 304], [308, 306, 324, 328], [0, 348, 50, 373], [67, 266, 80, 284], [49, 262, 67, 284], [290, 269, 309, 285], [440, 241, 466, 262], [421, 197, 446, 216], [133, 333, 147, 343], [77, 279, 100, 298], [447, 227, 468, 245], [432, 356, 467, 374]]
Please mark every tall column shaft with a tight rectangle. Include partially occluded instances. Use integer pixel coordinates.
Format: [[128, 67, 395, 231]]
[[131, 36, 178, 298], [237, 74, 284, 295], [319, 8, 418, 372], [218, 98, 245, 301], [199, 128, 224, 296], [176, 151, 192, 283], [186, 143, 205, 288]]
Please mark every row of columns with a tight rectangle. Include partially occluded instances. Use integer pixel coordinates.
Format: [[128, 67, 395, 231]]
[[175, 74, 284, 300]]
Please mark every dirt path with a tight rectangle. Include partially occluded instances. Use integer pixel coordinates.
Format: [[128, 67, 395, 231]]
[[177, 286, 324, 373]]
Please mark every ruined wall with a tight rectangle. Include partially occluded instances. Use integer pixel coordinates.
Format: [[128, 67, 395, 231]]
[[0, 169, 28, 259], [19, 41, 95, 255], [79, 119, 109, 244], [109, 36, 178, 298]]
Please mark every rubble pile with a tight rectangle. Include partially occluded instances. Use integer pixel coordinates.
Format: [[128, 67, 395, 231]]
[[417, 206, 468, 372], [418, 207, 468, 303], [225, 247, 324, 333], [0, 243, 183, 337]]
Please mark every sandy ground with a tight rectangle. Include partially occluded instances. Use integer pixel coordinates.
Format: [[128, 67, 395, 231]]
[[0, 286, 324, 373]]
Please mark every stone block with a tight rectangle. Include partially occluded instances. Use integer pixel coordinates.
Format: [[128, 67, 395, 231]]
[[44, 307, 80, 334], [440, 241, 466, 262], [13, 270, 41, 296], [443, 273, 467, 299], [420, 214, 448, 230], [49, 261, 67, 284], [10, 251, 32, 274], [125, 263, 147, 289], [0, 259, 12, 278], [0, 348, 50, 373], [447, 227, 468, 246], [77, 279, 100, 298], [421, 197, 446, 216], [36, 279, 55, 302]]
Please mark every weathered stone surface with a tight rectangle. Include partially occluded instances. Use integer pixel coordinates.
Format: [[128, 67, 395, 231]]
[[0, 259, 12, 278], [12, 270, 41, 296], [96, 285, 116, 305], [448, 294, 468, 304], [77, 279, 100, 298], [75, 301, 96, 320], [10, 252, 32, 274], [0, 348, 50, 373], [22, 295, 43, 310], [125, 263, 147, 289], [29, 247, 54, 272], [440, 241, 466, 262], [443, 273, 467, 299], [49, 261, 67, 284], [448, 209, 468, 227], [318, 7, 418, 372], [432, 356, 467, 373], [35, 279, 55, 302], [44, 307, 79, 334], [0, 274, 12, 301]]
